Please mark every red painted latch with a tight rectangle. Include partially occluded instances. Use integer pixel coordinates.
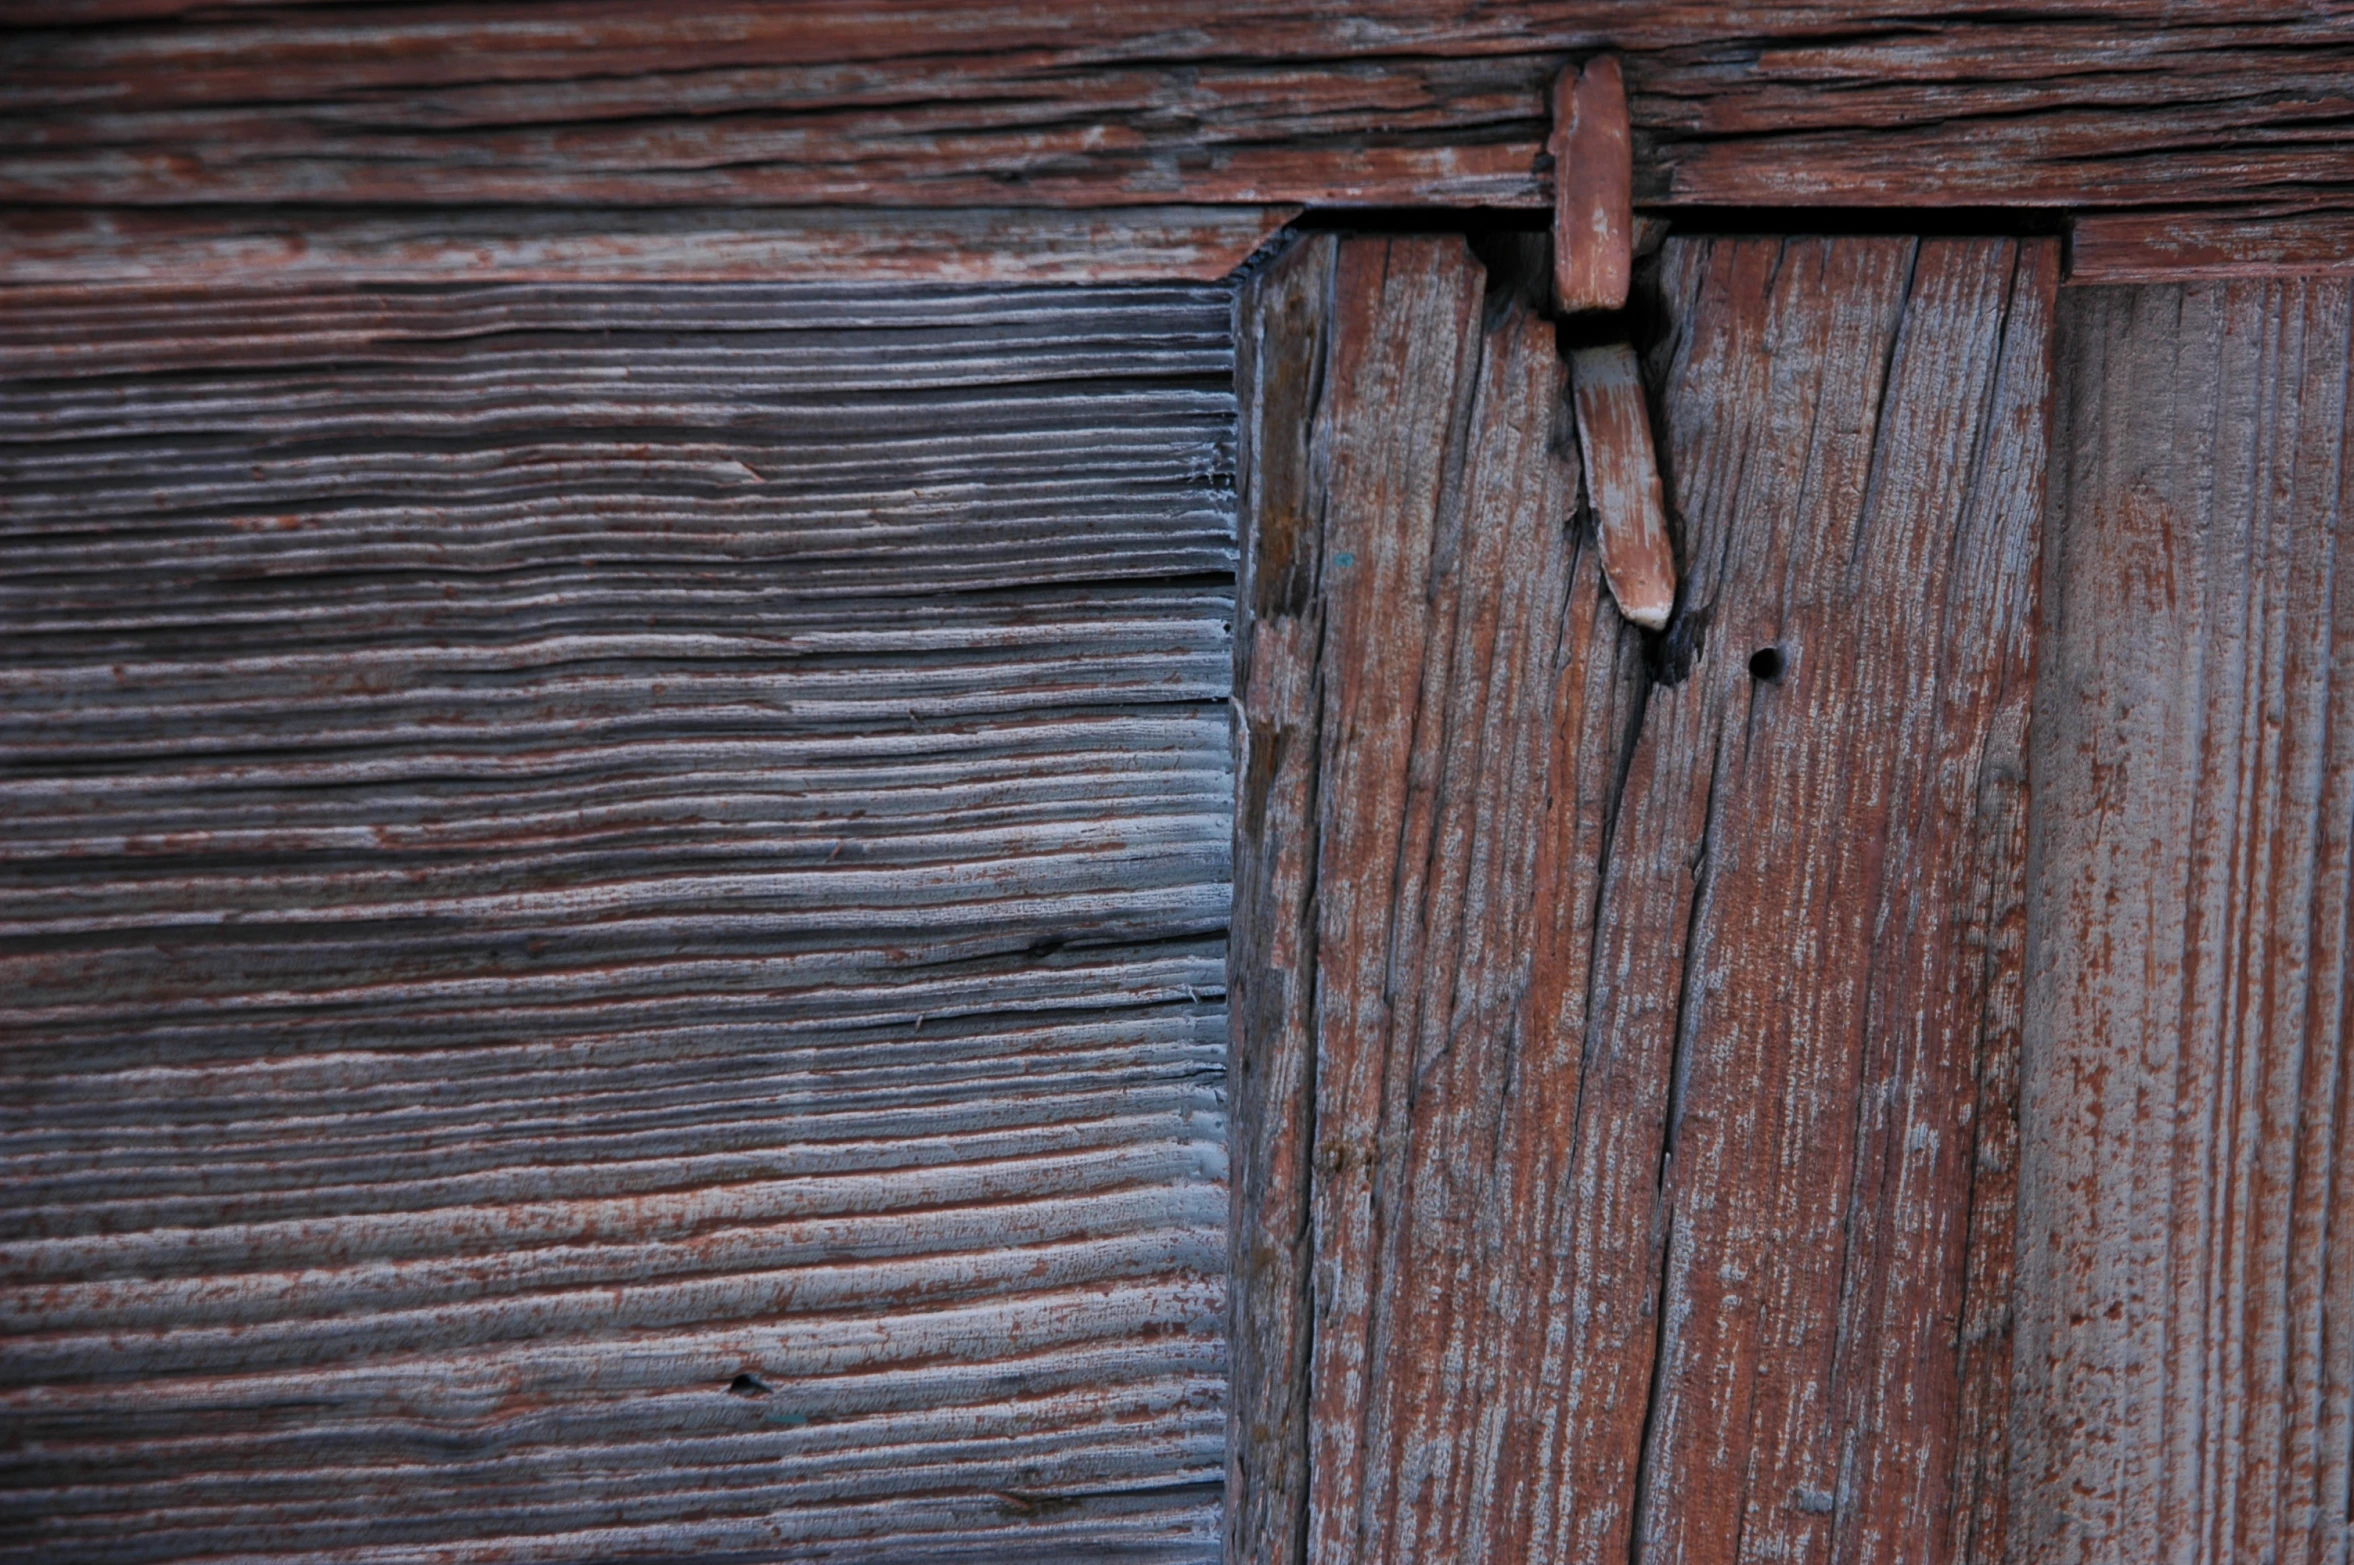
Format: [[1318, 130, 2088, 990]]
[[1550, 54, 1632, 314]]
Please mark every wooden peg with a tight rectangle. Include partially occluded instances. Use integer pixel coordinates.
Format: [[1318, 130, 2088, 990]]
[[1570, 342, 1676, 630], [1550, 55, 1633, 314]]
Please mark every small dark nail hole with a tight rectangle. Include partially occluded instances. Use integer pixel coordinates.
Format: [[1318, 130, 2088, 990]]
[[1748, 646, 1785, 682], [728, 1373, 771, 1397]]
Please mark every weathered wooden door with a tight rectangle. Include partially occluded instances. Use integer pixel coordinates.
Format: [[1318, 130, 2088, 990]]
[[3, 6, 2351, 1557], [1227, 232, 2352, 1565], [6, 251, 2350, 1565]]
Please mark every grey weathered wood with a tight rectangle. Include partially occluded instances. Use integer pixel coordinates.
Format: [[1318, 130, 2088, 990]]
[[2019, 280, 2354, 1565], [0, 282, 1236, 1563], [1231, 230, 2052, 1563]]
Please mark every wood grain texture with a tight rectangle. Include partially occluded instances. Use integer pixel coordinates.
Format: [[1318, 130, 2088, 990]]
[[0, 3, 2346, 246], [0, 206, 1297, 288], [2019, 280, 2354, 1565], [0, 282, 1238, 1562], [1231, 229, 2053, 1564]]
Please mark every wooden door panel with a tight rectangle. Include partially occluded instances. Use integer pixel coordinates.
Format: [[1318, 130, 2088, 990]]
[[2021, 279, 2354, 1565], [11, 246, 2350, 1565], [1231, 231, 2055, 1564], [0, 283, 1236, 1562]]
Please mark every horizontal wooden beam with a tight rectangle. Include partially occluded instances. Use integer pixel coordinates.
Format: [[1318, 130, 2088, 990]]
[[1, 2, 2346, 283]]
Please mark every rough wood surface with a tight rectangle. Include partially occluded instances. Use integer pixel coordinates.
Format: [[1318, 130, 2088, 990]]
[[0, 282, 1238, 1563], [2069, 208, 2354, 284], [0, 206, 1297, 288], [2018, 280, 2354, 1565], [1551, 56, 1633, 315], [1231, 229, 2053, 1564], [1, 3, 2346, 271]]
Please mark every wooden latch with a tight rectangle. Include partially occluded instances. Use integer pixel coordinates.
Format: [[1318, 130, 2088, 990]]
[[1551, 55, 1677, 632]]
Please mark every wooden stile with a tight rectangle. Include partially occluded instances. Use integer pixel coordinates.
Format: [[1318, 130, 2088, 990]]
[[2019, 278, 2354, 1565], [1232, 229, 2054, 1564]]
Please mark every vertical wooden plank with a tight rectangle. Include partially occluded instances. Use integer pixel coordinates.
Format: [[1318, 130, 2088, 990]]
[[1232, 233, 2054, 1563], [1325, 247, 1641, 1565], [2019, 279, 2354, 1565], [1296, 235, 1490, 1565], [1615, 235, 2053, 1565], [1232, 231, 1654, 1565]]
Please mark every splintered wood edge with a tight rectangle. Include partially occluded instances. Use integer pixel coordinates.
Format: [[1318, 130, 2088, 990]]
[[1569, 341, 1676, 630], [0, 205, 1303, 289], [1550, 55, 1635, 314]]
